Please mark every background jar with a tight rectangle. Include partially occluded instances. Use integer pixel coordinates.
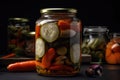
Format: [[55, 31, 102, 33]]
[[35, 8, 82, 76], [25, 31, 35, 57], [82, 26, 109, 63], [105, 33, 120, 64], [7, 18, 30, 56]]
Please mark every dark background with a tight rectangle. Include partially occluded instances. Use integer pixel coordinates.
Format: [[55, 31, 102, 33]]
[[0, 0, 117, 54]]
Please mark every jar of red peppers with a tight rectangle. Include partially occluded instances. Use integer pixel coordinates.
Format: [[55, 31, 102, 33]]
[[35, 8, 82, 76]]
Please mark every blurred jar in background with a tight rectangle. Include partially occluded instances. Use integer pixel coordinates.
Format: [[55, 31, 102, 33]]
[[25, 31, 35, 57], [7, 18, 32, 57], [82, 26, 109, 63], [109, 33, 120, 41], [106, 33, 120, 64]]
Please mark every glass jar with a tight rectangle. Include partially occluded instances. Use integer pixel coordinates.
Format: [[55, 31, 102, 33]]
[[106, 33, 120, 64], [25, 31, 35, 57], [35, 8, 82, 76], [82, 26, 109, 63], [109, 33, 120, 40], [7, 18, 30, 56]]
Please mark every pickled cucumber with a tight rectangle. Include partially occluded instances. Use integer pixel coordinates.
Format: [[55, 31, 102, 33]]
[[35, 38, 45, 59], [70, 44, 80, 63], [40, 22, 59, 43]]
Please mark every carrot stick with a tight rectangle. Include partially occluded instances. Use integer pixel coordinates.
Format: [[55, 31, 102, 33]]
[[2, 53, 16, 59], [7, 60, 36, 71]]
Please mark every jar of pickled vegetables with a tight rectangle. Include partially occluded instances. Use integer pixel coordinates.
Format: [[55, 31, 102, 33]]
[[106, 33, 120, 64], [35, 8, 82, 76], [25, 31, 35, 57], [82, 26, 109, 63], [7, 18, 30, 56]]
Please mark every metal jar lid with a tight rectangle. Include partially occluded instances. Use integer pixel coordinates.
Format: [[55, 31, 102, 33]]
[[40, 8, 77, 14], [8, 18, 29, 22], [83, 26, 109, 33]]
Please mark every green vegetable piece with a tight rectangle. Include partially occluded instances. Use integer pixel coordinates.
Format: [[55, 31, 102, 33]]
[[40, 22, 59, 43], [56, 46, 67, 56], [35, 38, 45, 60], [70, 44, 80, 64], [87, 38, 96, 48], [90, 38, 104, 50]]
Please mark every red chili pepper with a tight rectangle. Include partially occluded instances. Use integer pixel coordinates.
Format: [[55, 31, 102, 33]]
[[58, 20, 70, 30], [7, 60, 36, 72], [35, 25, 40, 39], [41, 48, 56, 68]]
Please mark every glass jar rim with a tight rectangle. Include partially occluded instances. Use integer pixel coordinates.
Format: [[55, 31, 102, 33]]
[[84, 26, 109, 33], [40, 8, 77, 14], [8, 18, 29, 22]]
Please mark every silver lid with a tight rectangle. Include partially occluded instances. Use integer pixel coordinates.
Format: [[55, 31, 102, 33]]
[[84, 26, 109, 33]]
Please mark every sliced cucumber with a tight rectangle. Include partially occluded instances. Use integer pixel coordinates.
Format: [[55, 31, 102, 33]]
[[40, 22, 59, 43], [70, 44, 80, 64], [35, 38, 45, 59]]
